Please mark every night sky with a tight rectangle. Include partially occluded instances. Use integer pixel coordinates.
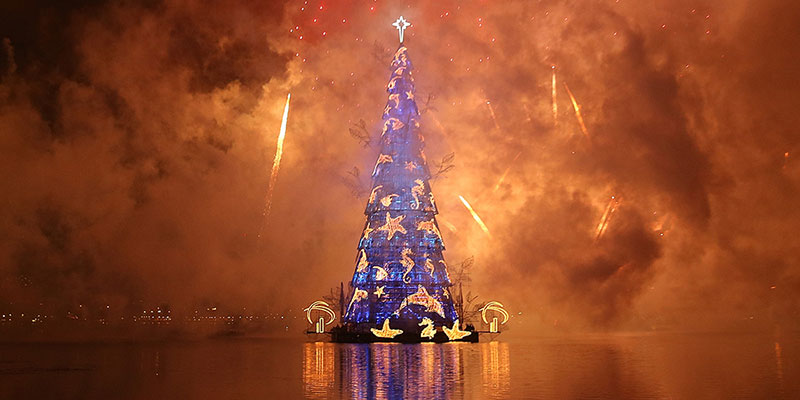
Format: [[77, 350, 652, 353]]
[[1, 0, 798, 332]]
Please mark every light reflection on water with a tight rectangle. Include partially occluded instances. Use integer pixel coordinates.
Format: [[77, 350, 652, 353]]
[[303, 341, 511, 399], [0, 333, 797, 399]]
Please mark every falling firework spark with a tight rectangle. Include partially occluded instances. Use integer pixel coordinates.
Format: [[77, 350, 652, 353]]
[[523, 102, 533, 122], [438, 217, 458, 233], [551, 66, 558, 126], [784, 151, 790, 169], [595, 196, 620, 242], [485, 100, 501, 131], [259, 93, 291, 237], [564, 82, 590, 141], [493, 152, 522, 192], [459, 195, 492, 238], [429, 112, 452, 144]]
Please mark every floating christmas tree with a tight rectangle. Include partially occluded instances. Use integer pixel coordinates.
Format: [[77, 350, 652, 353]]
[[340, 17, 468, 341]]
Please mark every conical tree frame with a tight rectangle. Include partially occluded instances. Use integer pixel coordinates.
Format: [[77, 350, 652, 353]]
[[343, 45, 459, 333]]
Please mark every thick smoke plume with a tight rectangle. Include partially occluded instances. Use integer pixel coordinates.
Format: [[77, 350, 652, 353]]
[[0, 0, 798, 332]]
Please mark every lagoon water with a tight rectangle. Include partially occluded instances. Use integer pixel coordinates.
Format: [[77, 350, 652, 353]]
[[0, 333, 797, 399]]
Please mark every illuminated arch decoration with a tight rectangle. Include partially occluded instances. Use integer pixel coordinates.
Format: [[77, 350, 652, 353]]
[[480, 301, 510, 333], [304, 301, 336, 334]]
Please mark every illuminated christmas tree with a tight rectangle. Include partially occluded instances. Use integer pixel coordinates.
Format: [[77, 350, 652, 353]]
[[339, 17, 471, 342]]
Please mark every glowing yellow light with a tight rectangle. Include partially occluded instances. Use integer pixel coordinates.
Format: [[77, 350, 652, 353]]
[[492, 152, 521, 193], [419, 317, 436, 339], [430, 113, 450, 140], [371, 318, 403, 338], [459, 195, 492, 238], [443, 319, 472, 340], [373, 154, 394, 175], [373, 265, 388, 280], [416, 219, 442, 241], [394, 285, 445, 317], [400, 248, 415, 283], [551, 66, 558, 126], [595, 196, 621, 242], [304, 301, 336, 332], [377, 212, 407, 240], [480, 301, 509, 332], [424, 257, 435, 277], [362, 223, 373, 241], [411, 179, 425, 209], [380, 193, 399, 207], [485, 100, 500, 131], [368, 185, 383, 204], [387, 76, 402, 92], [439, 218, 458, 233], [356, 249, 369, 272], [258, 93, 291, 237], [347, 289, 368, 312], [564, 83, 590, 141]]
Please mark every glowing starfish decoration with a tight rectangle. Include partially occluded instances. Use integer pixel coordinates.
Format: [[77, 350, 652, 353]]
[[392, 16, 411, 43], [362, 223, 373, 241], [371, 318, 403, 339], [443, 319, 472, 341], [378, 212, 406, 240]]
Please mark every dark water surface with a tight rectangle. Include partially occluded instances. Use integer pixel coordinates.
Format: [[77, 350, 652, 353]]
[[0, 333, 797, 399]]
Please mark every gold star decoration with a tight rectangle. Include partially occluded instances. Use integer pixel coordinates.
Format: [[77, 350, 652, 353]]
[[406, 90, 414, 100], [378, 212, 406, 240], [404, 161, 417, 171], [443, 319, 472, 341], [371, 318, 403, 339], [374, 285, 386, 298]]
